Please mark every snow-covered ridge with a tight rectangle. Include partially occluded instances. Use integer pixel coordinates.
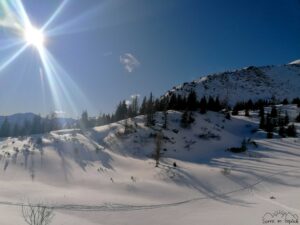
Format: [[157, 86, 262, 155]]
[[289, 59, 300, 65], [165, 63, 300, 105]]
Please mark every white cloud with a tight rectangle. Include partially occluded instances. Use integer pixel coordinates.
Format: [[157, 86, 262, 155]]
[[131, 94, 140, 99], [120, 53, 140, 73], [125, 100, 131, 106], [54, 110, 66, 115]]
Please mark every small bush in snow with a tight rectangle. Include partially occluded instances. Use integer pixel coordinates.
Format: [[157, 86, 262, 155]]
[[172, 129, 179, 134], [225, 112, 231, 120], [180, 111, 194, 128], [296, 112, 300, 122], [286, 124, 297, 137], [221, 168, 231, 176], [74, 147, 79, 155], [228, 139, 247, 153], [36, 137, 43, 146], [198, 132, 220, 140]]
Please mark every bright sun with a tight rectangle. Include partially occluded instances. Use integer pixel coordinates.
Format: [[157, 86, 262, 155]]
[[24, 26, 45, 48]]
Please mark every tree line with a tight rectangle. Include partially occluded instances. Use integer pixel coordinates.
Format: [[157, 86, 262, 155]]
[[79, 91, 226, 129], [0, 113, 76, 138], [1, 91, 299, 138]]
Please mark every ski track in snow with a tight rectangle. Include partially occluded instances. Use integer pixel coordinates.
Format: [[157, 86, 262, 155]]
[[0, 167, 298, 212]]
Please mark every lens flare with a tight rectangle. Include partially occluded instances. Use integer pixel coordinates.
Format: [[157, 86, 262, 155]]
[[24, 25, 45, 48]]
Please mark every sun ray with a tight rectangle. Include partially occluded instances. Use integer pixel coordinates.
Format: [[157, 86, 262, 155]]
[[46, 3, 106, 37], [0, 44, 28, 72], [42, 0, 69, 31], [0, 39, 23, 51], [38, 47, 94, 117], [0, 0, 96, 117]]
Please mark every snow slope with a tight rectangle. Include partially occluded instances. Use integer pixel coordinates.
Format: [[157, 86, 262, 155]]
[[165, 63, 300, 105], [0, 107, 299, 224]]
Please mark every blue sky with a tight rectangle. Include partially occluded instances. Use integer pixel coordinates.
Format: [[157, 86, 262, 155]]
[[0, 0, 299, 117]]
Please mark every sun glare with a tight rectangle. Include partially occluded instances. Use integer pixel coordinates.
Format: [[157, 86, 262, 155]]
[[24, 25, 45, 48]]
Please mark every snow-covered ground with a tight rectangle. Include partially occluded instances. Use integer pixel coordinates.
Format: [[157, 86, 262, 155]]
[[0, 106, 299, 224]]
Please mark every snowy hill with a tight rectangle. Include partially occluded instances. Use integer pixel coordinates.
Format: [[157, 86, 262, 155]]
[[165, 63, 300, 105], [0, 106, 299, 224]]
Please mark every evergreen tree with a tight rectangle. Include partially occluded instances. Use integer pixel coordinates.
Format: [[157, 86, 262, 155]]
[[188, 112, 195, 124], [178, 95, 187, 110], [21, 119, 32, 136], [145, 93, 155, 126], [259, 113, 265, 130], [225, 112, 231, 120], [0, 117, 10, 137], [168, 94, 177, 110], [80, 110, 89, 128], [259, 105, 265, 117], [49, 112, 59, 131], [180, 111, 194, 128], [241, 139, 247, 152], [115, 101, 128, 121], [31, 115, 42, 134], [284, 111, 289, 126], [270, 106, 277, 118], [207, 96, 215, 111], [292, 97, 300, 107], [278, 126, 286, 137], [245, 108, 250, 117], [286, 124, 297, 137], [12, 123, 20, 137], [232, 104, 239, 116], [154, 131, 162, 167], [130, 95, 139, 117], [162, 110, 168, 129], [139, 96, 147, 115], [199, 96, 207, 114], [180, 111, 189, 128], [265, 114, 274, 138], [214, 97, 222, 111], [246, 100, 254, 110], [296, 112, 300, 122], [282, 98, 289, 105], [187, 91, 198, 111]]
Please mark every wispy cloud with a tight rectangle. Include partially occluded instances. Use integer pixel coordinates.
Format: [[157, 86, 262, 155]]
[[120, 53, 140, 73]]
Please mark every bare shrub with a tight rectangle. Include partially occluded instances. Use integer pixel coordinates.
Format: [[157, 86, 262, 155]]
[[22, 202, 54, 225]]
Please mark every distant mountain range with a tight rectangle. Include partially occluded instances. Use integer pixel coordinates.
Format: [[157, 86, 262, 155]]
[[0, 113, 76, 127], [165, 60, 300, 105]]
